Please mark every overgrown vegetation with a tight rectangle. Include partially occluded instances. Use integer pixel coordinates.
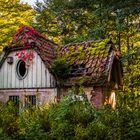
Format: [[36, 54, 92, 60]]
[[0, 0, 34, 48], [0, 90, 140, 140], [52, 58, 71, 80]]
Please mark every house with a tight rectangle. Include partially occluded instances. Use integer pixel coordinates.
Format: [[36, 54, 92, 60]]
[[0, 26, 57, 108], [0, 26, 123, 108]]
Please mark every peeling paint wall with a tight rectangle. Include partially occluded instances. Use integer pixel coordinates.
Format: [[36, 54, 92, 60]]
[[90, 87, 104, 108], [0, 88, 57, 108], [59, 87, 105, 108]]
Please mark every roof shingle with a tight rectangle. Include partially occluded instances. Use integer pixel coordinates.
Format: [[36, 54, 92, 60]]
[[59, 40, 119, 85], [11, 26, 57, 69]]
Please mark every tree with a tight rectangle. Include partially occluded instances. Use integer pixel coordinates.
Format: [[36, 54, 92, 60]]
[[0, 0, 35, 50], [34, 0, 140, 46], [34, 0, 96, 44]]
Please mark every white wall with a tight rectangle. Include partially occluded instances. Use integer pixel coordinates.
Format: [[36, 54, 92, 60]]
[[0, 49, 56, 89]]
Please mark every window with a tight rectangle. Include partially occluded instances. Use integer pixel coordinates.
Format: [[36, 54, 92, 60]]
[[25, 95, 36, 108], [71, 64, 86, 75], [9, 95, 19, 104], [8, 96, 20, 113], [16, 60, 27, 79]]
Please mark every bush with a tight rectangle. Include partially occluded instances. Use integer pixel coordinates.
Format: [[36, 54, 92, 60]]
[[18, 106, 49, 140], [52, 58, 71, 80], [48, 94, 95, 140], [0, 91, 140, 140], [47, 92, 140, 140], [0, 102, 19, 139]]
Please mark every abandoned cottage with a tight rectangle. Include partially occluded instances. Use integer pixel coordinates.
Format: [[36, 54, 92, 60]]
[[0, 26, 123, 108]]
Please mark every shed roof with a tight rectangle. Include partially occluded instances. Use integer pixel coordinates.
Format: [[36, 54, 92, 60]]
[[59, 40, 121, 86]]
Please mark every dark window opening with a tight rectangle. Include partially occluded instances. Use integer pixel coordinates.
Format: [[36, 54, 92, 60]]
[[71, 64, 86, 75], [16, 60, 27, 79], [8, 96, 20, 113], [25, 95, 36, 108], [110, 58, 123, 87]]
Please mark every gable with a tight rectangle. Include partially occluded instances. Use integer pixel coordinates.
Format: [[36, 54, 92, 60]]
[[0, 49, 56, 89], [109, 57, 123, 89], [11, 26, 57, 69]]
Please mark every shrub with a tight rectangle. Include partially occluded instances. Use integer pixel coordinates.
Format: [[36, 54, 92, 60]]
[[0, 102, 19, 139], [52, 58, 71, 80], [48, 94, 95, 140], [0, 91, 140, 140], [18, 106, 49, 140]]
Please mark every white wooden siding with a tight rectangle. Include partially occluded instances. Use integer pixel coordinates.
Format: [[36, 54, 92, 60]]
[[0, 49, 56, 89]]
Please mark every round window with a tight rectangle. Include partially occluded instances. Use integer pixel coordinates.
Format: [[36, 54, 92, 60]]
[[16, 60, 27, 79]]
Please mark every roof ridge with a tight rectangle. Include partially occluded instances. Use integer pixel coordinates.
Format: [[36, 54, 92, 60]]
[[62, 40, 94, 48], [11, 26, 58, 46]]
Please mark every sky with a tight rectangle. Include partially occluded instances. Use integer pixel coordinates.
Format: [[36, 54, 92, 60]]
[[21, 0, 43, 6]]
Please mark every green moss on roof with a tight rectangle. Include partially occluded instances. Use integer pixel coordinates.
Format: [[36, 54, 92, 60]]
[[58, 39, 117, 85]]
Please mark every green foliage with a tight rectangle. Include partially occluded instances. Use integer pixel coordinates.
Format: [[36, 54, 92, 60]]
[[0, 0, 34, 48], [47, 91, 140, 140], [0, 102, 19, 139], [34, 1, 140, 100], [0, 92, 140, 140], [18, 107, 48, 140], [52, 58, 71, 80], [48, 93, 94, 140], [0, 133, 13, 140], [34, 0, 140, 44], [0, 102, 49, 140], [34, 0, 96, 44]]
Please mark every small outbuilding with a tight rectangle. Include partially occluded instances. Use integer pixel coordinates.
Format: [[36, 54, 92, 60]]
[[0, 26, 123, 108], [59, 40, 123, 108]]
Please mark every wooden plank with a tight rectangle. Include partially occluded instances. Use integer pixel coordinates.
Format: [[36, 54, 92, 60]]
[[23, 65, 29, 88], [12, 55, 16, 88], [19, 76, 24, 88], [3, 59, 8, 88], [41, 60, 46, 87], [35, 52, 38, 87], [0, 50, 56, 89], [50, 74, 54, 87], [32, 52, 36, 87], [45, 70, 47, 87], [36, 54, 42, 87], [27, 63, 33, 88], [7, 60, 12, 88], [0, 68, 3, 88], [50, 73, 56, 88], [0, 58, 5, 88], [15, 55, 20, 88], [46, 69, 50, 87], [52, 75, 56, 87], [10, 62, 12, 88]]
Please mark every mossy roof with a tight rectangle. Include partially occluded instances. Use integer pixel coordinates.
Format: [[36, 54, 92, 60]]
[[60, 40, 119, 85]]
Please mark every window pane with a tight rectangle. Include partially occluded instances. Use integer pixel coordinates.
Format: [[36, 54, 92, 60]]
[[25, 95, 36, 108], [8, 96, 20, 113], [9, 96, 19, 105]]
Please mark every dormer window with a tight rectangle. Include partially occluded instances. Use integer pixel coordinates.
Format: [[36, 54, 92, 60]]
[[71, 64, 86, 76], [16, 60, 28, 80]]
